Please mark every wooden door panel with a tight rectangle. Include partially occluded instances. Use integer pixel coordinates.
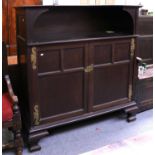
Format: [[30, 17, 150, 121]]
[[94, 44, 112, 64], [39, 71, 85, 118], [90, 38, 133, 110], [36, 43, 88, 123], [38, 49, 61, 73], [114, 42, 130, 61], [94, 64, 129, 105], [64, 47, 84, 69]]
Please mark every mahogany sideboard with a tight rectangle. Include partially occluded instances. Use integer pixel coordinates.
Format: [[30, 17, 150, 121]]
[[16, 5, 141, 151]]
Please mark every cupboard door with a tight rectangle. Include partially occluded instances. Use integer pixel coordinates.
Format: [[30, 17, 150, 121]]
[[33, 43, 88, 125], [89, 38, 135, 111]]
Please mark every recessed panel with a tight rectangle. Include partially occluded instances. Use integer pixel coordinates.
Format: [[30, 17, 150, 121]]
[[64, 47, 84, 69], [114, 43, 130, 61], [39, 72, 85, 118], [38, 50, 60, 73], [94, 44, 112, 64], [138, 80, 153, 102], [94, 64, 129, 105]]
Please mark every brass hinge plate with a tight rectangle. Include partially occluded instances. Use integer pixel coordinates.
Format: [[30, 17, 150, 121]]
[[31, 47, 37, 70], [85, 64, 94, 73], [33, 105, 40, 125], [128, 84, 132, 101], [130, 38, 135, 57]]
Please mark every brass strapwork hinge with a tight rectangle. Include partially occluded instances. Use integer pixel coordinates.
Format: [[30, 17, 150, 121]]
[[85, 64, 94, 73], [130, 38, 135, 57], [31, 47, 37, 70], [33, 105, 40, 125], [128, 84, 132, 101]]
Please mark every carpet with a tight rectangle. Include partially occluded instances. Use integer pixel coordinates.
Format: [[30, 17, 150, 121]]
[[80, 130, 154, 155]]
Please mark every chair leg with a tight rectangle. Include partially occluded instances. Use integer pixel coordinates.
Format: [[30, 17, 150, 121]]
[[16, 147, 23, 155], [2, 141, 14, 150], [14, 129, 23, 155]]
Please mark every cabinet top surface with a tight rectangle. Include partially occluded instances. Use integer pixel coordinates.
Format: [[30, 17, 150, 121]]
[[15, 5, 141, 9]]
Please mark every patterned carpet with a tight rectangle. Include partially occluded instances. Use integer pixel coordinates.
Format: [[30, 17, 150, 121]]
[[3, 110, 153, 155], [80, 130, 154, 155]]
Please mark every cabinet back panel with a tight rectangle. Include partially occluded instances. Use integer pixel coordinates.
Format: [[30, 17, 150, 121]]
[[28, 7, 134, 42], [38, 72, 85, 118]]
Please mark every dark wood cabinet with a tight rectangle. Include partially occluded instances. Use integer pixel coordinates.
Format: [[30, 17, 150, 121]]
[[137, 16, 153, 64], [16, 5, 140, 151], [136, 77, 153, 111], [136, 15, 153, 112], [137, 15, 153, 35]]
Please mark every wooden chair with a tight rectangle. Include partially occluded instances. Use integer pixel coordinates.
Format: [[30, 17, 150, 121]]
[[2, 41, 23, 155]]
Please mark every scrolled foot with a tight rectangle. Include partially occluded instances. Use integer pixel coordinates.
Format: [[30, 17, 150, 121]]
[[127, 114, 136, 122], [124, 105, 138, 122], [28, 130, 49, 152], [28, 142, 41, 152]]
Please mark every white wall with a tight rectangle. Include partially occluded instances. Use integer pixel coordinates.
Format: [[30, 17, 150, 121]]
[[43, 0, 81, 5], [115, 0, 153, 11], [115, 0, 125, 5], [58, 0, 80, 5], [138, 0, 153, 11], [42, 0, 154, 11]]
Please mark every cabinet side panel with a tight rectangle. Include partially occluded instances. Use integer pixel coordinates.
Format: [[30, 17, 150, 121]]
[[137, 16, 153, 35], [17, 38, 31, 128], [137, 36, 153, 64]]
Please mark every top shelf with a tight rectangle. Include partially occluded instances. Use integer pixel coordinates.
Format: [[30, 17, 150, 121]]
[[16, 5, 139, 44]]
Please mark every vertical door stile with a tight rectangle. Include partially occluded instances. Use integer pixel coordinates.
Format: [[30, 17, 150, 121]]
[[84, 43, 89, 112], [128, 38, 136, 101], [30, 46, 41, 126]]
